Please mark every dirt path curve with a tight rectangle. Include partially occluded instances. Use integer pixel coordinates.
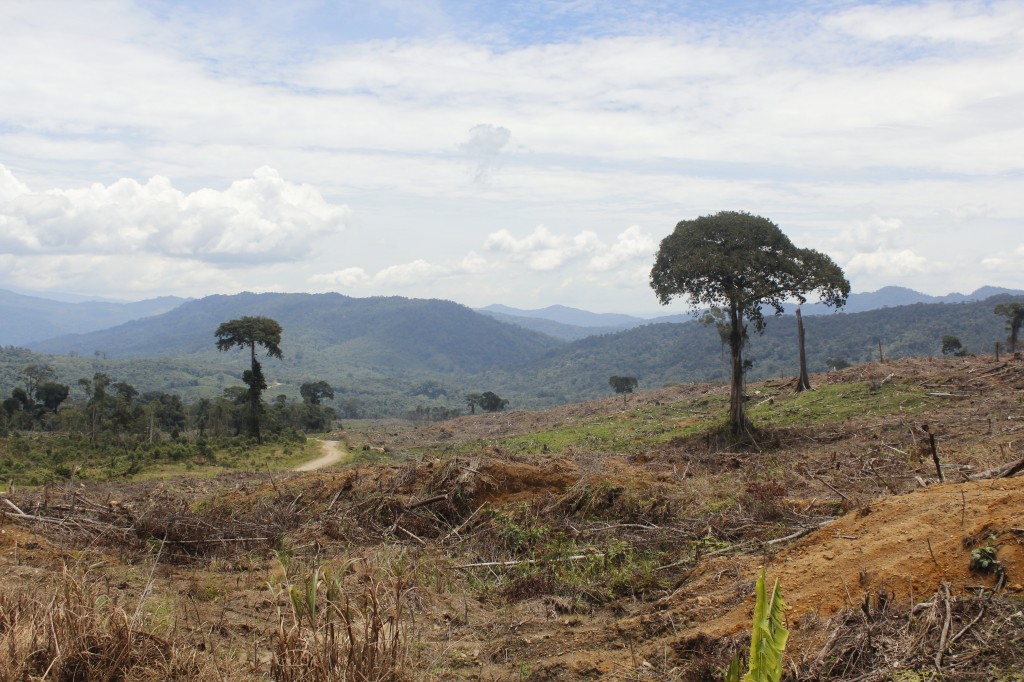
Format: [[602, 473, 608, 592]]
[[293, 439, 349, 471]]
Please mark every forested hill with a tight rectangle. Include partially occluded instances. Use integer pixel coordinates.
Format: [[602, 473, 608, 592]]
[[26, 292, 564, 375], [501, 293, 1024, 403], [10, 291, 1023, 414]]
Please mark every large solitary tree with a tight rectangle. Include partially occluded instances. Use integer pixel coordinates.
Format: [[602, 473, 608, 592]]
[[478, 391, 509, 413], [650, 211, 849, 435], [215, 316, 283, 442]]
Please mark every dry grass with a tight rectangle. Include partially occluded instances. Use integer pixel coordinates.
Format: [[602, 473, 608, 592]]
[[269, 559, 414, 682], [1, 357, 1022, 681], [0, 565, 235, 681]]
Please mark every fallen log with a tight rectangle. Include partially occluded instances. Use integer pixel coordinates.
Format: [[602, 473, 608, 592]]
[[968, 455, 1024, 480]]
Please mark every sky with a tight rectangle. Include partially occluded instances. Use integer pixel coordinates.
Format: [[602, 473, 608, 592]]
[[0, 0, 1021, 315]]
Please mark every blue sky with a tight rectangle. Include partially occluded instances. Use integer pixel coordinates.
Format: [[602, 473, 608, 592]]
[[1, 0, 1021, 313]]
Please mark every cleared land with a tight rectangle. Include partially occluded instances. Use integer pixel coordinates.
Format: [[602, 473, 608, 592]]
[[1, 355, 1023, 680]]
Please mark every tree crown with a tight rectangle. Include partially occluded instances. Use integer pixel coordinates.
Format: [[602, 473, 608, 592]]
[[994, 302, 1024, 323], [650, 211, 849, 331], [300, 380, 334, 405], [215, 316, 284, 358], [609, 376, 638, 394]]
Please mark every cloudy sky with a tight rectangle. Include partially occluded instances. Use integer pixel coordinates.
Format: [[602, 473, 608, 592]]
[[1, 1, 1021, 314]]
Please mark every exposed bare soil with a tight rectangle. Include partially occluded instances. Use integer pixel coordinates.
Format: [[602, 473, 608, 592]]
[[2, 355, 1023, 680], [292, 438, 349, 471]]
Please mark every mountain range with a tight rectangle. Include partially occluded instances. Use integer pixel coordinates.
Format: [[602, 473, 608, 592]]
[[1, 285, 1022, 417], [476, 286, 1024, 340], [4, 284, 1021, 348]]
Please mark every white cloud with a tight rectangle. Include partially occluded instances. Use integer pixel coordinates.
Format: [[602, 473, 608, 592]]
[[982, 243, 1024, 272], [1, 2, 1023, 305], [587, 225, 656, 272], [826, 214, 930, 280], [485, 224, 657, 274], [459, 123, 511, 182], [484, 225, 601, 271], [309, 252, 491, 290], [375, 259, 452, 286], [0, 253, 238, 298], [308, 267, 371, 288], [826, 2, 1024, 44], [0, 165, 350, 263], [840, 215, 903, 250], [845, 249, 929, 277], [459, 124, 511, 157]]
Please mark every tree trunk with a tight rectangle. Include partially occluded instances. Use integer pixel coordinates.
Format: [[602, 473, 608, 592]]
[[248, 343, 262, 443], [796, 307, 811, 392], [728, 304, 749, 435]]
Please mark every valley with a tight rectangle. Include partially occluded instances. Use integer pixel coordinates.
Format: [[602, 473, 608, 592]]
[[2, 289, 1023, 418]]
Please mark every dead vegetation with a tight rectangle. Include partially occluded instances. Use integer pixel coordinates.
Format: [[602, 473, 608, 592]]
[[1, 355, 1023, 680]]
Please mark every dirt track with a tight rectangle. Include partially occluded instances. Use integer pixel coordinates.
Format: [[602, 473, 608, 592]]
[[292, 439, 348, 471]]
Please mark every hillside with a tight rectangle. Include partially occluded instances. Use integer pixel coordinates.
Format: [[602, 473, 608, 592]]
[[28, 292, 564, 373], [504, 292, 1024, 402], [0, 288, 186, 346], [1, 355, 1022, 680], [478, 286, 1024, 334], [14, 293, 566, 413], [4, 292, 1023, 416], [477, 309, 627, 341]]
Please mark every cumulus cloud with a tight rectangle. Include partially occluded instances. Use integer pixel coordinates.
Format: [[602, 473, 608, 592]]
[[0, 165, 350, 264], [309, 223, 656, 297], [845, 249, 929, 277], [459, 124, 512, 183], [485, 225, 600, 271], [3, 2, 1023, 302], [308, 267, 371, 288], [484, 224, 656, 273], [309, 252, 490, 290], [982, 243, 1024, 272], [830, 215, 914, 262], [827, 214, 933, 279], [586, 225, 657, 272]]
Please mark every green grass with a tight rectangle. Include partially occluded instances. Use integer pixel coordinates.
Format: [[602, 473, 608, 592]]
[[404, 380, 928, 460], [0, 432, 319, 486], [748, 380, 928, 428], [438, 395, 730, 457]]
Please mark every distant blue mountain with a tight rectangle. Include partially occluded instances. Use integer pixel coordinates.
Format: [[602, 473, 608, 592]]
[[799, 286, 1024, 315], [480, 286, 1024, 341], [0, 289, 188, 346]]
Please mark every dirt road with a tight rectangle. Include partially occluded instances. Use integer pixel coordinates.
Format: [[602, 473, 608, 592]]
[[293, 439, 348, 471]]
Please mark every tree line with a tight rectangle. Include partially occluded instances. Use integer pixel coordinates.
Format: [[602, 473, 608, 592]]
[[1, 364, 336, 444]]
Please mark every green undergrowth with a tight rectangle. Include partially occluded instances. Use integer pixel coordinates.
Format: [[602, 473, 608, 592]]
[[748, 380, 928, 428], [470, 503, 665, 605], [424, 379, 927, 460], [0, 431, 317, 486], [452, 395, 729, 457]]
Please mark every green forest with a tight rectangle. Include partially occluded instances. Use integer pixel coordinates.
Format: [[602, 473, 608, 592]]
[[2, 293, 1021, 425]]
